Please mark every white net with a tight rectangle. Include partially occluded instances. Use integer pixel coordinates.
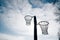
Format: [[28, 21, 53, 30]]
[[38, 21, 49, 35], [24, 15, 33, 25]]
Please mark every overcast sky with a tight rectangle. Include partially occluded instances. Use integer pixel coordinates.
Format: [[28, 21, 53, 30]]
[[0, 0, 60, 40]]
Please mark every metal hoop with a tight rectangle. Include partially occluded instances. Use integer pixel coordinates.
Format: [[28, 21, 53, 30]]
[[38, 21, 49, 26]]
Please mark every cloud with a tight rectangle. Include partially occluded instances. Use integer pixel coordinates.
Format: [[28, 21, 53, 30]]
[[54, 1, 60, 23], [0, 33, 25, 40], [28, 0, 58, 8], [0, 0, 60, 40]]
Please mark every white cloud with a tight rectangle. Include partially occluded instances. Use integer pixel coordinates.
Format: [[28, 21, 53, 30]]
[[0, 33, 25, 40], [0, 0, 60, 40]]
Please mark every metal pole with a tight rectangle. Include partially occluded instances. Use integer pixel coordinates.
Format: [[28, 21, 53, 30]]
[[34, 16, 37, 40]]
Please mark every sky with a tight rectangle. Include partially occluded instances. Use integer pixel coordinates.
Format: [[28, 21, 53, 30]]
[[0, 0, 60, 40]]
